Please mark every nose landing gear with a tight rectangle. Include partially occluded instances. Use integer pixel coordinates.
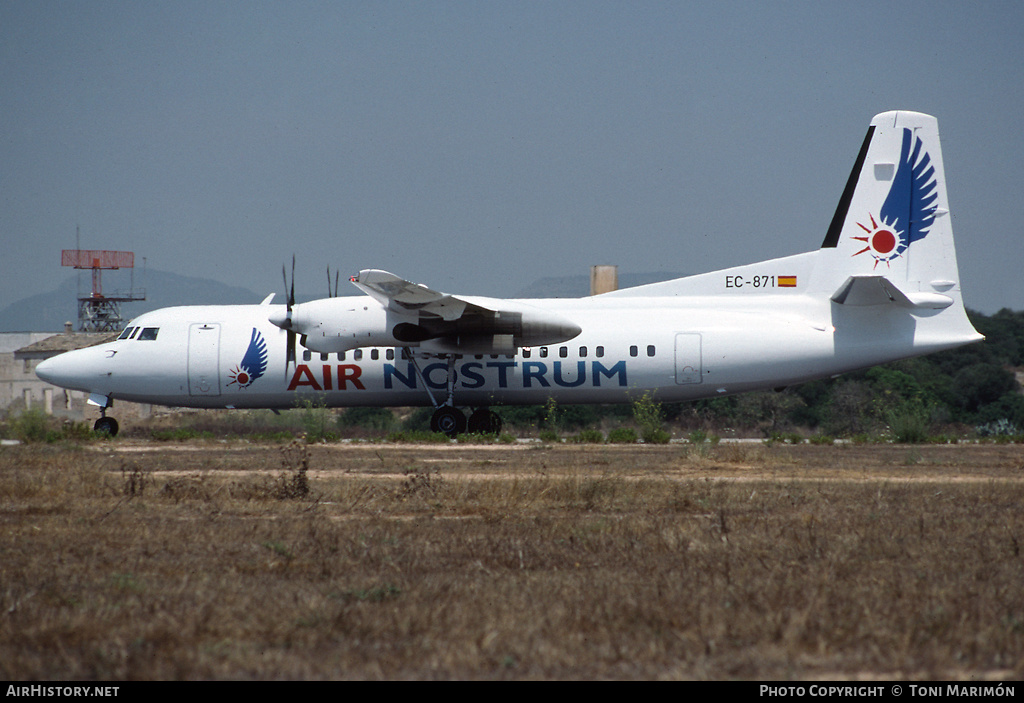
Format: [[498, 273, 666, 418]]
[[94, 416, 119, 436], [90, 395, 119, 437]]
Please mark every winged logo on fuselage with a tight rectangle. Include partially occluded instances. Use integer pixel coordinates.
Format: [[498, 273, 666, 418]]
[[227, 328, 268, 388]]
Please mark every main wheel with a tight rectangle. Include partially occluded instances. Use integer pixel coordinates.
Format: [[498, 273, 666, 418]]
[[94, 416, 119, 437], [468, 408, 502, 435], [430, 407, 467, 438]]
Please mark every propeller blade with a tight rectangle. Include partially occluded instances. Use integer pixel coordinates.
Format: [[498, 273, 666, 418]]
[[285, 330, 296, 380], [327, 265, 341, 298], [289, 255, 296, 309], [282, 256, 297, 379]]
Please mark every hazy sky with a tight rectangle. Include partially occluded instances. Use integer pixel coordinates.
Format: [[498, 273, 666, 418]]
[[2, 1, 1022, 313]]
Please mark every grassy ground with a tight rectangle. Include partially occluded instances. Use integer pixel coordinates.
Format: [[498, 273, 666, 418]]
[[2, 441, 1023, 680]]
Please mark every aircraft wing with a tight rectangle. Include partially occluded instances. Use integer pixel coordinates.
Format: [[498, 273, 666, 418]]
[[348, 269, 581, 354], [351, 269, 470, 321]]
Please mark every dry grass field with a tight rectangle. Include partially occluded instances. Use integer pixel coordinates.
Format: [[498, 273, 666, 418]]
[[2, 439, 1023, 680]]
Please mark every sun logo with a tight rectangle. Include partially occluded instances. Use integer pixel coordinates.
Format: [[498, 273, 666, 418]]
[[850, 128, 937, 270], [852, 213, 903, 269], [227, 328, 268, 389]]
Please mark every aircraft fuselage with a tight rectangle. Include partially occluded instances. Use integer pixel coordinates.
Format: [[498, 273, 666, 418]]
[[38, 292, 966, 411]]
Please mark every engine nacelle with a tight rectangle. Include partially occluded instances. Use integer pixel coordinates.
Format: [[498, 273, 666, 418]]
[[271, 298, 407, 353]]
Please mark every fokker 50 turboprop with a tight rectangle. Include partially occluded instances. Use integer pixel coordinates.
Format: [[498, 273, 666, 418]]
[[37, 111, 983, 437]]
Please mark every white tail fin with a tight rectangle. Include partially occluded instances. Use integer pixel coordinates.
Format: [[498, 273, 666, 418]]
[[603, 110, 976, 330], [815, 111, 960, 298]]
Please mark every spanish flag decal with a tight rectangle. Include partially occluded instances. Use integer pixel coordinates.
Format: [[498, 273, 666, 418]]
[[778, 275, 797, 288]]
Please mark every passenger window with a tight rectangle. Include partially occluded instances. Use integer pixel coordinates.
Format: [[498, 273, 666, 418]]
[[540, 347, 548, 358], [596, 346, 604, 358], [303, 350, 312, 362], [647, 345, 656, 357], [629, 345, 638, 357], [321, 353, 329, 361], [371, 349, 379, 361], [137, 328, 159, 341], [579, 346, 587, 357], [386, 349, 395, 361], [354, 349, 363, 361], [522, 349, 532, 359], [559, 347, 567, 358]]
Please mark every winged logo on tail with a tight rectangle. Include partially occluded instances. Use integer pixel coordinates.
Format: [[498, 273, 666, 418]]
[[852, 128, 939, 268]]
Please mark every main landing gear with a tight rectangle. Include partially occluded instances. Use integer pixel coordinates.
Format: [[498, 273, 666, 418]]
[[428, 406, 503, 437], [405, 349, 502, 438]]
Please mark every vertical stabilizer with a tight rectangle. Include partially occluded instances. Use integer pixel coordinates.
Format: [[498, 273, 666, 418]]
[[817, 111, 960, 296]]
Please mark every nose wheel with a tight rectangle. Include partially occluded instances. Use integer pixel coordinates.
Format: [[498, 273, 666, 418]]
[[94, 416, 119, 437]]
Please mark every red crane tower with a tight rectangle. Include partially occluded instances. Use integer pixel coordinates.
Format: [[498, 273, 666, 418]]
[[61, 249, 146, 332]]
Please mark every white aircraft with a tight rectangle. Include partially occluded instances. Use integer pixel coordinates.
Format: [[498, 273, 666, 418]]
[[37, 111, 983, 437]]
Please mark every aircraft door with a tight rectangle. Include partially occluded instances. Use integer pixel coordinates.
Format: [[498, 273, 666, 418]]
[[188, 323, 221, 396], [674, 333, 702, 385]]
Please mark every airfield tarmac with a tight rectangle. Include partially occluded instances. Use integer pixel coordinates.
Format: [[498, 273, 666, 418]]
[[2, 440, 1023, 680]]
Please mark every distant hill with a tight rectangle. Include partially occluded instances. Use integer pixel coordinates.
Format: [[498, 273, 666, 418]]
[[514, 271, 686, 298], [0, 269, 264, 332]]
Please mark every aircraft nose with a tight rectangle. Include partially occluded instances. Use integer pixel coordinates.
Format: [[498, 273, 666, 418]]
[[34, 356, 59, 385], [34, 347, 110, 392]]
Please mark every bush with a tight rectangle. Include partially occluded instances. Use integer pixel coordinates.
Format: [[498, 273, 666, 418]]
[[401, 407, 434, 432], [607, 427, 638, 444], [642, 428, 672, 444], [976, 419, 1020, 438], [385, 430, 450, 443], [569, 429, 604, 444], [886, 402, 931, 443], [296, 398, 338, 442], [5, 410, 94, 444], [337, 407, 397, 433], [9, 409, 52, 443], [633, 393, 670, 443]]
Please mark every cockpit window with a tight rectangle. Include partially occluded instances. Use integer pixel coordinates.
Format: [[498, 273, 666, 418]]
[[137, 327, 159, 341], [117, 327, 135, 340]]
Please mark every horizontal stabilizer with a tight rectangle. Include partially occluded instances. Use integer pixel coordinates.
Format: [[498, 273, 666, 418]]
[[831, 275, 952, 309]]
